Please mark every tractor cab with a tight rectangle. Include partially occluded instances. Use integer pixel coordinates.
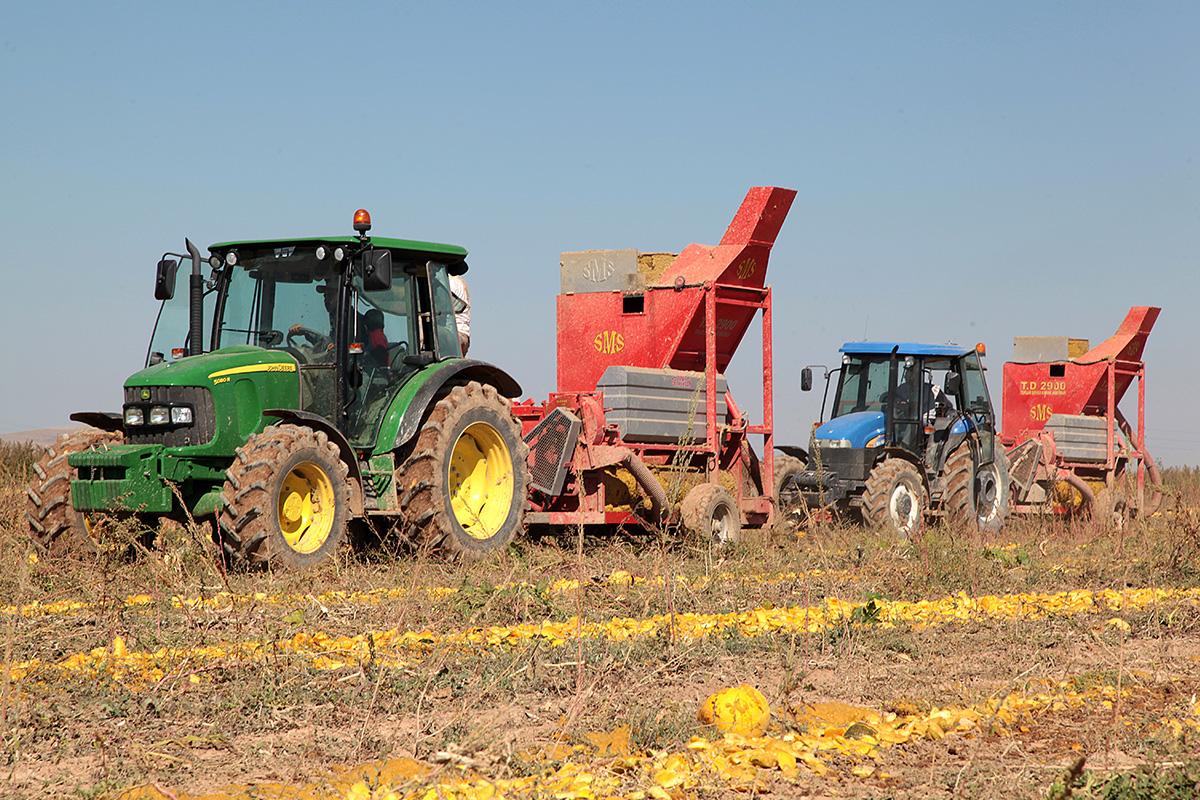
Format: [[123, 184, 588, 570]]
[[798, 342, 1006, 534], [147, 210, 468, 448]]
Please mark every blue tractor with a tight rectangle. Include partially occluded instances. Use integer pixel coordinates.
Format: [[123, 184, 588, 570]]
[[786, 342, 1009, 535]]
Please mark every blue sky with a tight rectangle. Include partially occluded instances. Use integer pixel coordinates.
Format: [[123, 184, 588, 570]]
[[2, 2, 1197, 464]]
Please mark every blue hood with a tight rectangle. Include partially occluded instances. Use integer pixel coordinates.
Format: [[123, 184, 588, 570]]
[[814, 411, 885, 449]]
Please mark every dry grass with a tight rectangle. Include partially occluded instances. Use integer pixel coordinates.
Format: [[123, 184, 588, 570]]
[[0, 453, 1198, 798]]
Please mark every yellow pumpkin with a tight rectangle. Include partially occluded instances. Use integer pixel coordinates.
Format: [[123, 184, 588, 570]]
[[698, 684, 770, 737]]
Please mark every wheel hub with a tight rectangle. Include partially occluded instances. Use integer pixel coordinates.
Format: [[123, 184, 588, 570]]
[[889, 485, 919, 532], [710, 505, 735, 543], [278, 462, 335, 554], [448, 422, 514, 539]]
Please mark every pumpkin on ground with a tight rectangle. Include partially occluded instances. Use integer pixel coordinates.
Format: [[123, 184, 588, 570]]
[[698, 684, 771, 737]]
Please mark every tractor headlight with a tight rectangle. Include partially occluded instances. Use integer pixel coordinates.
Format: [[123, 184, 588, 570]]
[[124, 407, 144, 426], [819, 438, 852, 449], [171, 406, 193, 425], [149, 405, 171, 425]]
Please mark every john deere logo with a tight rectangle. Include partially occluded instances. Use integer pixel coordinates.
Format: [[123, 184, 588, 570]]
[[140, 388, 151, 400]]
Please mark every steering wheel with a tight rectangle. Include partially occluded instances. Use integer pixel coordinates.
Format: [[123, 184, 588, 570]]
[[287, 326, 325, 349]]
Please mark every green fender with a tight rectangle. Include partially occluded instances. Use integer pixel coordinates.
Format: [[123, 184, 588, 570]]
[[373, 359, 522, 457], [263, 408, 365, 511]]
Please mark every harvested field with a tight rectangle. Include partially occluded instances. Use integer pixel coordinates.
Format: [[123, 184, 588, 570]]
[[2, 452, 1199, 799]]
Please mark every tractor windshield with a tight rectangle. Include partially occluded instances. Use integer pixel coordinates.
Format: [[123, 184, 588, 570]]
[[833, 356, 890, 417], [832, 355, 917, 418], [215, 246, 343, 350]]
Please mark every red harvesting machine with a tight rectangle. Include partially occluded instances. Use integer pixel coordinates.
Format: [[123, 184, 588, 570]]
[[1001, 306, 1163, 521], [513, 187, 797, 542]]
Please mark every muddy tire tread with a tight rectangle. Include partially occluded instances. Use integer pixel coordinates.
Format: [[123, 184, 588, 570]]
[[24, 429, 122, 556], [217, 424, 351, 569], [681, 483, 741, 545], [861, 458, 927, 535], [395, 381, 529, 561]]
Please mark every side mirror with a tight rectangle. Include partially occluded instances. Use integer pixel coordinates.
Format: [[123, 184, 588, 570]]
[[361, 249, 392, 291], [800, 368, 813, 392], [154, 258, 179, 300], [944, 372, 962, 395]]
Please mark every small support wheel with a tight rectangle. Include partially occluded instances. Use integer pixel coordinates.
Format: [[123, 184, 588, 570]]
[[681, 483, 741, 546], [1095, 487, 1129, 531], [861, 459, 926, 537]]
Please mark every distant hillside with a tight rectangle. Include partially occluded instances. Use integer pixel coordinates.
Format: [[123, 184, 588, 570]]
[[0, 425, 85, 447]]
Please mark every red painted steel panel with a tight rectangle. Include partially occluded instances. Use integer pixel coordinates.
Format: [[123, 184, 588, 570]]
[[555, 187, 796, 394], [1001, 306, 1159, 443], [1001, 360, 1111, 440]]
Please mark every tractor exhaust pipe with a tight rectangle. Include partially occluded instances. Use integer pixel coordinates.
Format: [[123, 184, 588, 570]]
[[186, 238, 204, 357]]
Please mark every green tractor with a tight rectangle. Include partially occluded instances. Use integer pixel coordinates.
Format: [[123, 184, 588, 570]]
[[26, 210, 529, 568]]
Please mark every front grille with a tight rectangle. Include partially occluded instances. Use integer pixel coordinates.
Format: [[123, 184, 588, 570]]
[[811, 446, 875, 483], [123, 385, 216, 447]]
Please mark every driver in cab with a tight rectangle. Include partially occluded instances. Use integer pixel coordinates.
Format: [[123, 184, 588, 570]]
[[289, 283, 338, 358]]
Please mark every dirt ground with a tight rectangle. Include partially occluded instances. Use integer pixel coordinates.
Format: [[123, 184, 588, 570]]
[[2, 502, 1200, 799]]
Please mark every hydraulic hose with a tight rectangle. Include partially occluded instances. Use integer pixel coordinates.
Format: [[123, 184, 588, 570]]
[[1063, 471, 1095, 515], [618, 450, 669, 522]]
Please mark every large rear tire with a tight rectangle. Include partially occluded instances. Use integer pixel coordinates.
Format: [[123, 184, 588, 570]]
[[945, 442, 1011, 532], [861, 459, 926, 537], [25, 429, 123, 556], [397, 382, 529, 560], [218, 424, 351, 569], [681, 483, 741, 545]]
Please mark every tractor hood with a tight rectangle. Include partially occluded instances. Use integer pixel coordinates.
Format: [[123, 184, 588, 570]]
[[127, 345, 298, 389], [813, 411, 886, 449], [120, 345, 302, 453]]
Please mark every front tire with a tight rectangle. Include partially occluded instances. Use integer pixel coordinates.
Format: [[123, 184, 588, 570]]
[[218, 424, 351, 569], [25, 429, 123, 556], [681, 483, 741, 545], [397, 382, 529, 560], [861, 459, 926, 537]]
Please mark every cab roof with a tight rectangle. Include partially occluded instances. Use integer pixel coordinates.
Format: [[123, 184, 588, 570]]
[[839, 342, 973, 357], [208, 235, 469, 272]]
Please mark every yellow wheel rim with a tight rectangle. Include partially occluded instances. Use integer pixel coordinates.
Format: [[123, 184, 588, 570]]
[[81, 513, 103, 546], [448, 422, 514, 539], [278, 462, 336, 554]]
